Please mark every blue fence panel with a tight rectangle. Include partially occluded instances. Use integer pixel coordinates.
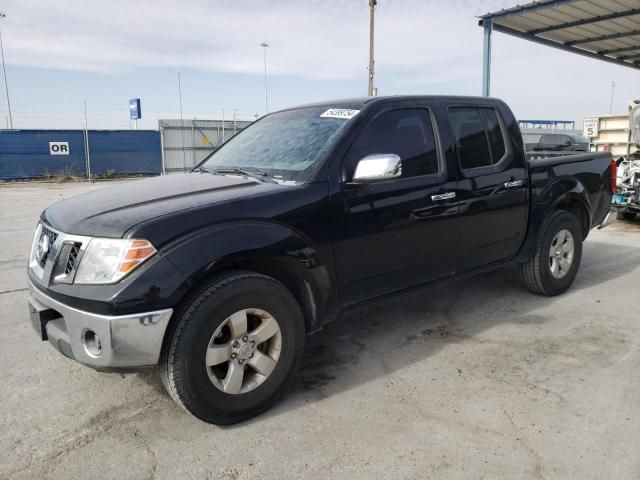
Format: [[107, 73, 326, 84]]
[[88, 130, 161, 175], [0, 130, 87, 179], [0, 129, 162, 179]]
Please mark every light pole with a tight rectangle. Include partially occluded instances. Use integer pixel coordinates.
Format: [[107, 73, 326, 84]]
[[177, 72, 186, 172], [367, 1, 377, 96], [260, 42, 269, 114], [0, 13, 14, 129], [609, 80, 616, 114]]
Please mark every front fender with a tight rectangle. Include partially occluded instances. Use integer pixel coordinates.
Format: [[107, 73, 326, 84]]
[[161, 220, 336, 331]]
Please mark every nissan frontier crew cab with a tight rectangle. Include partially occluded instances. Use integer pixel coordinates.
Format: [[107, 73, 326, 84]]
[[27, 96, 616, 424]]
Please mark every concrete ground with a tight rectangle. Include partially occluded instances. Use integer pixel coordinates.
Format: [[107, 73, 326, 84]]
[[1, 179, 639, 480]]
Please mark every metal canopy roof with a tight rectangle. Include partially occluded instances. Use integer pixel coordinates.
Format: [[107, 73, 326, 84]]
[[479, 0, 640, 71]]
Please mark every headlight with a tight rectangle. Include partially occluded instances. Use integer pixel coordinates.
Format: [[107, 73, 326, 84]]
[[75, 238, 157, 284]]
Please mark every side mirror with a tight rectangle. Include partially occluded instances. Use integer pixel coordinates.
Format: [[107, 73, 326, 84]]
[[351, 154, 402, 183]]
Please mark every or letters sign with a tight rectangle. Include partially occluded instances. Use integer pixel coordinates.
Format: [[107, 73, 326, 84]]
[[49, 142, 70, 155], [583, 117, 599, 137], [129, 98, 142, 120]]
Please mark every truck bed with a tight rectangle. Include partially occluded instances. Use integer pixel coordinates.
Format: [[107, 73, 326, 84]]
[[527, 151, 613, 230], [527, 151, 611, 168]]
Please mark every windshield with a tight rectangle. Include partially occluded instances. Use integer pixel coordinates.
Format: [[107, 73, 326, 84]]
[[201, 105, 359, 183]]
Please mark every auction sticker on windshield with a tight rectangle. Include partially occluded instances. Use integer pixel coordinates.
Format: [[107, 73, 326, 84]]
[[320, 108, 360, 120]]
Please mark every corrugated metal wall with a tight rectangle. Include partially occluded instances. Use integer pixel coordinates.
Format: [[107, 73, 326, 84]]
[[159, 119, 252, 173], [0, 130, 162, 180]]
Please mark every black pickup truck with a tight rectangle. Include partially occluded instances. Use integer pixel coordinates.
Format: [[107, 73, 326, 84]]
[[27, 96, 616, 424], [527, 132, 589, 152]]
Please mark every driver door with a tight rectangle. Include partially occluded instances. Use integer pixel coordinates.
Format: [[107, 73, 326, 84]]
[[332, 102, 459, 304]]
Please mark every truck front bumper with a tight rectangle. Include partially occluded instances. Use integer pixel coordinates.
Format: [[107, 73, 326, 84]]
[[28, 280, 173, 371]]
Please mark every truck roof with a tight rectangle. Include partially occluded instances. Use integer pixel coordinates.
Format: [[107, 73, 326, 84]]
[[279, 95, 504, 112]]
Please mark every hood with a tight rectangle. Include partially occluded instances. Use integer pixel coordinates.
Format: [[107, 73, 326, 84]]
[[43, 173, 281, 237]]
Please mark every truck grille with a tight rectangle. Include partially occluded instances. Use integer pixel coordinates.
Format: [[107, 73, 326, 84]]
[[65, 243, 82, 275], [30, 223, 90, 284], [37, 226, 59, 268]]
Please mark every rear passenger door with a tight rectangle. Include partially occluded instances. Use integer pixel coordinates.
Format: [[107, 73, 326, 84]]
[[447, 104, 528, 271]]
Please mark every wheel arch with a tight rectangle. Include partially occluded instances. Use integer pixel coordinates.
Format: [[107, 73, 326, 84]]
[[551, 192, 591, 239], [161, 220, 337, 336], [516, 177, 592, 262]]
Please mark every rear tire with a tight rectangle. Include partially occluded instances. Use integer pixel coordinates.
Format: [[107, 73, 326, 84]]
[[159, 271, 305, 425], [617, 211, 637, 221], [518, 210, 583, 296]]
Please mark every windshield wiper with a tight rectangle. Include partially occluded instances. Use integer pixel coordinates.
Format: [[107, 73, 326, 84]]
[[211, 167, 276, 183]]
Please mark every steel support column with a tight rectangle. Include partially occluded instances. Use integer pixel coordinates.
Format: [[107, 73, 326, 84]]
[[482, 21, 492, 97]]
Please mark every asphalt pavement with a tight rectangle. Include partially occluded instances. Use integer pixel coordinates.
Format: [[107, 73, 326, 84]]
[[1, 179, 639, 479]]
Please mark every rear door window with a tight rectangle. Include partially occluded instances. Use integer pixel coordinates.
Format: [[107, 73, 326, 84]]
[[449, 106, 507, 170], [480, 108, 505, 162]]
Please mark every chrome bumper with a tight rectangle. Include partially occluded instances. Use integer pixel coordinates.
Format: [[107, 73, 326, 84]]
[[28, 280, 172, 370], [597, 209, 616, 230]]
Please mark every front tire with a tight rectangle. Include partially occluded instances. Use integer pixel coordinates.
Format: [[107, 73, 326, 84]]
[[159, 272, 305, 425], [518, 210, 583, 296]]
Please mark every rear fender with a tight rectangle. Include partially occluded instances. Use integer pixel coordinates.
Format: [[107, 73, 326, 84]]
[[516, 177, 591, 262]]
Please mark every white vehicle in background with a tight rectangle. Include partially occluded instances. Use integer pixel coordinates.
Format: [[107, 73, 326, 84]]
[[584, 101, 640, 221]]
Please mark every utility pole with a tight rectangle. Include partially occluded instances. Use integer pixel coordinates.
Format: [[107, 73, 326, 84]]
[[0, 13, 14, 128], [260, 42, 269, 113], [609, 80, 616, 114], [367, 1, 377, 96], [83, 101, 91, 180], [233, 109, 238, 135], [177, 72, 186, 172]]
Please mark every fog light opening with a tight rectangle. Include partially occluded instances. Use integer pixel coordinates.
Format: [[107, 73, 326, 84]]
[[82, 329, 102, 357]]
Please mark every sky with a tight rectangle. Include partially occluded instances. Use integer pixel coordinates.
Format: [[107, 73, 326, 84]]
[[0, 0, 639, 130]]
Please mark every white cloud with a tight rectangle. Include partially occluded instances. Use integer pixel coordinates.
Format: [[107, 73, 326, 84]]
[[1, 0, 515, 79], [1, 0, 639, 125]]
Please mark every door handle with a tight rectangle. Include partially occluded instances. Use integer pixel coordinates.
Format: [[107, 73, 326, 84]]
[[504, 180, 524, 189], [431, 192, 456, 201]]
